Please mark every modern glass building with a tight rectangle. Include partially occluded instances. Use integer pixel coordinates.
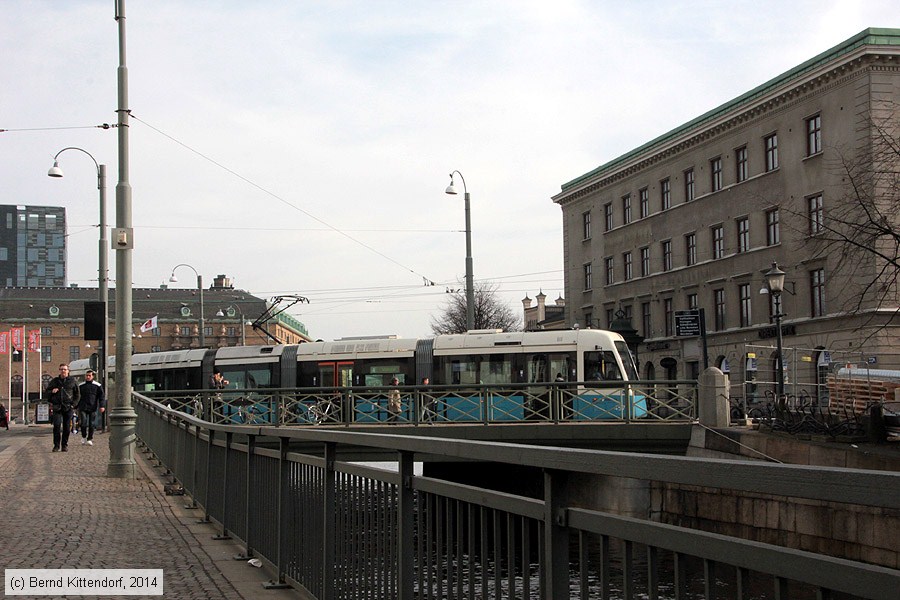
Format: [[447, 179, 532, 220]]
[[0, 205, 67, 287]]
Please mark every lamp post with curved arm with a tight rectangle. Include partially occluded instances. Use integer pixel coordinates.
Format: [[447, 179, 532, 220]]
[[48, 147, 109, 400], [170, 264, 205, 348], [764, 262, 787, 402], [445, 170, 474, 331], [216, 305, 246, 346]]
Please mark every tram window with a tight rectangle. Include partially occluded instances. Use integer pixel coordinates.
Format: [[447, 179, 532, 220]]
[[585, 351, 622, 381], [527, 354, 549, 383], [480, 355, 512, 384], [614, 341, 639, 380], [360, 363, 407, 386], [549, 354, 573, 381], [246, 367, 272, 388], [446, 358, 477, 385]]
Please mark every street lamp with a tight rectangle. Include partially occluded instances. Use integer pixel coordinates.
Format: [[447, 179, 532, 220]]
[[445, 170, 475, 331], [764, 262, 786, 402], [170, 264, 205, 348], [48, 147, 109, 400], [216, 305, 247, 345], [108, 0, 138, 479]]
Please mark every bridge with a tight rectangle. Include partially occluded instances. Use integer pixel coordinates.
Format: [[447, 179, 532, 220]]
[[134, 388, 899, 600]]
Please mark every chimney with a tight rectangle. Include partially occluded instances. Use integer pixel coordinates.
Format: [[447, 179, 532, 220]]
[[555, 295, 565, 307], [536, 290, 546, 323], [213, 274, 233, 289], [522, 295, 532, 309]]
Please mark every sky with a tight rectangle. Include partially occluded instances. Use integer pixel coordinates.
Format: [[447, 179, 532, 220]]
[[1, 1, 896, 342]]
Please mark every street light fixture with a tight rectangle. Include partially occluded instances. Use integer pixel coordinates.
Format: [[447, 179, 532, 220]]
[[48, 147, 109, 401], [764, 262, 787, 402], [169, 264, 206, 348], [445, 170, 475, 331], [216, 305, 247, 345]]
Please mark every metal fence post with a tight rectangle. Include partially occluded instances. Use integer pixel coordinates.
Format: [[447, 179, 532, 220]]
[[235, 434, 254, 560], [543, 468, 569, 599], [214, 431, 232, 540], [322, 441, 336, 600], [264, 436, 291, 589], [198, 429, 213, 524], [398, 450, 415, 599]]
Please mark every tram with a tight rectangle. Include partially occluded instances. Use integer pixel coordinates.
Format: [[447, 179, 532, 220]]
[[70, 329, 647, 422]]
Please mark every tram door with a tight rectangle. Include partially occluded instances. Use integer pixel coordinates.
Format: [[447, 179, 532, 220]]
[[318, 361, 353, 388]]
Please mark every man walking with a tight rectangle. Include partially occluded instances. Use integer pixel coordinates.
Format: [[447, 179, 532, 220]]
[[46, 364, 80, 452], [77, 369, 105, 446]]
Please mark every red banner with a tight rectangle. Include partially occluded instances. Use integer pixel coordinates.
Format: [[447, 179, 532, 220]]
[[11, 328, 24, 352], [0, 332, 8, 355], [28, 330, 41, 352]]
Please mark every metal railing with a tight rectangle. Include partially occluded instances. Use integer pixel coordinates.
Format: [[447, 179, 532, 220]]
[[134, 392, 899, 600], [144, 380, 698, 426]]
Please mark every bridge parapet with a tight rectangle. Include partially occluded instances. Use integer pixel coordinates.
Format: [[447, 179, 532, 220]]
[[134, 392, 899, 600]]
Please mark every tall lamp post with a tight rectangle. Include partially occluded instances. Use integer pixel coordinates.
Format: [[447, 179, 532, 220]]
[[108, 0, 138, 479], [48, 148, 109, 399], [764, 262, 786, 401], [444, 170, 475, 331], [216, 305, 246, 345], [170, 264, 205, 348]]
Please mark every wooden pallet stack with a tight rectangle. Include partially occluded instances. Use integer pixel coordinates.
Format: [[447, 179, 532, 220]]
[[826, 376, 900, 413]]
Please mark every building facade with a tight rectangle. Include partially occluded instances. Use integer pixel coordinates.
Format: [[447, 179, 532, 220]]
[[522, 291, 566, 330], [553, 29, 900, 402], [0, 279, 311, 419], [0, 204, 67, 287]]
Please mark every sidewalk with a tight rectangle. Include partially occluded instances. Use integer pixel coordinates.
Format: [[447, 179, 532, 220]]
[[0, 424, 302, 600]]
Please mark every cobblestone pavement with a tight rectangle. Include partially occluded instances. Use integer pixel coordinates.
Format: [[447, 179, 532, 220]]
[[0, 424, 301, 600]]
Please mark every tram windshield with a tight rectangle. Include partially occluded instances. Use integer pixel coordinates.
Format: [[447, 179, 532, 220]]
[[614, 341, 640, 380]]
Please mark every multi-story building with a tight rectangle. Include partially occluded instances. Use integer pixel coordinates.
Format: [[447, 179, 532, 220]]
[[553, 29, 900, 401], [0, 276, 311, 419], [522, 291, 566, 330], [0, 204, 67, 287]]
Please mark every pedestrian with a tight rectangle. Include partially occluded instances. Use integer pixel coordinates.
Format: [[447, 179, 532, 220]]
[[0, 403, 9, 430], [420, 377, 436, 423], [46, 364, 80, 452], [77, 369, 105, 446], [207, 369, 229, 422], [387, 376, 402, 422]]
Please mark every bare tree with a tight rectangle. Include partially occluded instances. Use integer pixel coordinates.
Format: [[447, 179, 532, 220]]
[[430, 281, 521, 335], [803, 106, 900, 325]]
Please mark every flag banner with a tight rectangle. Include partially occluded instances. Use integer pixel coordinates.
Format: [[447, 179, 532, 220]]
[[28, 329, 41, 352], [0, 332, 8, 355], [11, 328, 24, 351], [140, 315, 158, 333]]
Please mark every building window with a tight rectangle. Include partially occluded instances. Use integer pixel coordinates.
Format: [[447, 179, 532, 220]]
[[622, 195, 632, 224], [714, 289, 726, 331], [685, 233, 697, 266], [604, 203, 613, 231], [811, 268, 826, 317], [151, 345, 162, 353], [684, 168, 695, 201], [606, 308, 614, 328], [605, 257, 614, 285], [582, 211, 591, 240], [808, 194, 824, 235], [660, 178, 671, 210], [639, 188, 649, 219], [687, 293, 698, 310], [710, 157, 722, 192], [737, 217, 750, 253], [664, 298, 674, 337], [739, 283, 751, 327], [765, 133, 778, 171], [641, 302, 651, 338], [662, 240, 672, 272], [70, 326, 80, 337], [583, 262, 593, 291], [711, 225, 725, 259], [180, 326, 192, 336], [41, 327, 52, 336], [736, 146, 748, 182], [69, 346, 80, 362], [640, 247, 650, 277], [623, 252, 633, 281], [766, 208, 780, 246], [42, 346, 52, 362], [807, 114, 821, 156]]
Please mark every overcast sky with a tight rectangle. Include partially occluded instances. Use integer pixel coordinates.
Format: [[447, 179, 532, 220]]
[[1, 1, 896, 341]]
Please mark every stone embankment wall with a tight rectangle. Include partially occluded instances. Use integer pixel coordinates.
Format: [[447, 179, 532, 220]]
[[653, 427, 900, 569]]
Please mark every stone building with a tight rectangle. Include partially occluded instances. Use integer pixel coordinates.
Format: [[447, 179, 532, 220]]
[[552, 28, 900, 403], [522, 291, 566, 330]]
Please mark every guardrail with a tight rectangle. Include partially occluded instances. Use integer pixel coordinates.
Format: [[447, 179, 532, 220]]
[[143, 380, 698, 426], [134, 392, 899, 600]]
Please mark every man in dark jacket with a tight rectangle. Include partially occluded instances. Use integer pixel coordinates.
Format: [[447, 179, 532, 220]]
[[46, 363, 80, 452], [77, 369, 105, 446]]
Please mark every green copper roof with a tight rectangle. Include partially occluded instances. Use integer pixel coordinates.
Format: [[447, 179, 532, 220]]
[[559, 28, 900, 194]]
